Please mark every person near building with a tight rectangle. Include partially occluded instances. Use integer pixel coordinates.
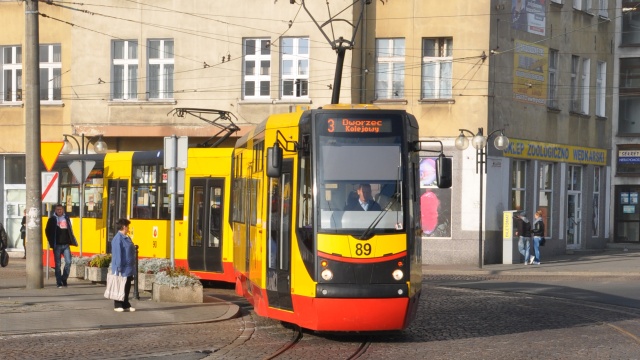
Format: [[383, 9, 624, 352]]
[[20, 209, 26, 259], [110, 218, 136, 312], [45, 204, 78, 288], [514, 210, 533, 265], [531, 210, 545, 265]]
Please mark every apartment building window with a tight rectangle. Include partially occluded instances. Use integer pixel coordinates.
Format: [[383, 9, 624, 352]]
[[112, 40, 138, 100], [511, 160, 527, 212], [39, 44, 61, 102], [598, 0, 608, 18], [281, 37, 309, 98], [593, 167, 600, 236], [571, 55, 590, 114], [2, 46, 22, 102], [148, 39, 174, 100], [622, 1, 640, 45], [375, 38, 405, 100], [244, 38, 271, 99], [596, 61, 606, 117], [619, 58, 640, 134], [548, 49, 559, 109], [581, 58, 590, 114], [573, 0, 592, 12], [421, 38, 452, 100], [538, 163, 553, 236]]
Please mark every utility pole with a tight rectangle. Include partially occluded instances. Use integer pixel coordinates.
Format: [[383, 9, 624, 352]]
[[25, 0, 44, 289]]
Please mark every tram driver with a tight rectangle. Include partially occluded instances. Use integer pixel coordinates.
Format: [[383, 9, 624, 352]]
[[344, 184, 381, 211]]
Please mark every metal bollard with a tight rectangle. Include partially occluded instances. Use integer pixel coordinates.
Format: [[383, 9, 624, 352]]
[[133, 245, 140, 300]]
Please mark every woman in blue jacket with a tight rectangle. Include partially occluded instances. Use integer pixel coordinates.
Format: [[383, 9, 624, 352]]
[[111, 218, 136, 312]]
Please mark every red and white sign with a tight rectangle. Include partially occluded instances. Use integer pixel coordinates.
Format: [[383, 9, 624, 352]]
[[152, 226, 159, 239], [41, 172, 59, 203]]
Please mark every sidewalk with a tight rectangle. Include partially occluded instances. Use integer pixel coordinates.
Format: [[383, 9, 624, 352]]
[[424, 248, 640, 277], [1, 248, 639, 335], [0, 253, 240, 335]]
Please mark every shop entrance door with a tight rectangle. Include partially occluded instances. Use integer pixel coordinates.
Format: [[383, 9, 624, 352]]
[[567, 165, 582, 250]]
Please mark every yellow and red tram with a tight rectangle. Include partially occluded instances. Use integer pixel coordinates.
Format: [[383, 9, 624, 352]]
[[231, 105, 451, 331], [41, 148, 235, 283]]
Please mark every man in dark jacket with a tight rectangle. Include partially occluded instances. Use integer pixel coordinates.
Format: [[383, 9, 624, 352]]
[[514, 210, 533, 265], [344, 184, 382, 211], [45, 204, 77, 288]]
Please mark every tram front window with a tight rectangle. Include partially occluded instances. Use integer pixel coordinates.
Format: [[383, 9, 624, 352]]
[[316, 139, 403, 233]]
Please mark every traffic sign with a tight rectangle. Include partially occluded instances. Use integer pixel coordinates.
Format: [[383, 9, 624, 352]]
[[41, 142, 64, 171], [68, 160, 96, 182], [41, 172, 59, 203]]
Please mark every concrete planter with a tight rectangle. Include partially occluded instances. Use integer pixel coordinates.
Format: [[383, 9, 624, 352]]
[[152, 283, 203, 303], [69, 264, 85, 279], [85, 267, 108, 283], [137, 273, 155, 292]]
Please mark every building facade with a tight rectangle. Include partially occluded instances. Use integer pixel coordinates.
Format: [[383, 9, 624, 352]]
[[0, 0, 616, 265]]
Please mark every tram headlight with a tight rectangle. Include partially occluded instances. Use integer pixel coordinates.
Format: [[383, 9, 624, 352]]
[[392, 269, 404, 281], [321, 269, 333, 281]]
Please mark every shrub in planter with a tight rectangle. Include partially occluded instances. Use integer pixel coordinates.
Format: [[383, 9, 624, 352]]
[[85, 254, 111, 283], [137, 258, 172, 292], [62, 256, 91, 278], [152, 266, 203, 303]]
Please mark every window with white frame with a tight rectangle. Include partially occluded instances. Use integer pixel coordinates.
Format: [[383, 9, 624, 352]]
[[39, 44, 61, 102], [548, 49, 559, 109], [375, 38, 405, 100], [421, 38, 452, 100], [243, 38, 271, 99], [574, 0, 592, 11], [598, 0, 608, 18], [112, 40, 138, 100], [551, 0, 563, 3], [581, 58, 591, 114], [538, 163, 553, 236], [596, 61, 606, 117], [148, 39, 174, 100], [570, 55, 579, 112], [592, 166, 600, 236], [511, 160, 527, 212], [2, 46, 22, 102], [281, 37, 309, 98]]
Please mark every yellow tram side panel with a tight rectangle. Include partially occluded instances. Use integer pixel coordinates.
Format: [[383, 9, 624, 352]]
[[176, 148, 234, 263], [103, 152, 134, 254], [259, 112, 306, 293], [41, 152, 135, 255]]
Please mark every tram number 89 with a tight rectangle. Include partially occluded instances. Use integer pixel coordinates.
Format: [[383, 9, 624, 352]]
[[354, 243, 372, 256]]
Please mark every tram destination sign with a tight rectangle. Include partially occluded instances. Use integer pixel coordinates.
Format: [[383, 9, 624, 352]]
[[325, 118, 392, 134]]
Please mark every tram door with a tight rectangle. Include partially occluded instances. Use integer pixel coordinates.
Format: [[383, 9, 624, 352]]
[[188, 178, 224, 272], [106, 180, 128, 253], [266, 160, 293, 310]]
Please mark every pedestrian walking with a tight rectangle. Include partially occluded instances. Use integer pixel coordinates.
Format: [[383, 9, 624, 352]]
[[514, 210, 533, 265], [531, 210, 545, 265], [110, 218, 136, 312], [45, 204, 78, 288], [20, 209, 26, 259]]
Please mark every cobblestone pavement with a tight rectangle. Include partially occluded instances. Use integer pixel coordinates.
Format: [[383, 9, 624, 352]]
[[4, 254, 640, 360]]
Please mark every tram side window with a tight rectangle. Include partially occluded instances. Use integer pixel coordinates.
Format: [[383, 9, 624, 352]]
[[56, 168, 104, 218], [231, 178, 245, 222], [131, 164, 172, 220]]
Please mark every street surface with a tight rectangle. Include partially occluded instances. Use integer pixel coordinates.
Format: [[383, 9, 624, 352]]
[[3, 261, 640, 359]]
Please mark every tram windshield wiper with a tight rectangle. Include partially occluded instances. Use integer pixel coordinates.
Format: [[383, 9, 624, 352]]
[[358, 192, 400, 240]]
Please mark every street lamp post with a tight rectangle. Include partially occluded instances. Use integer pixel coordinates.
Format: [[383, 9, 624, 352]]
[[62, 134, 108, 155], [60, 134, 108, 256], [455, 127, 509, 268]]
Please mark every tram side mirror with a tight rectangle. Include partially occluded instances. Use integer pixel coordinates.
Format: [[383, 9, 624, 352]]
[[266, 144, 283, 178], [436, 154, 452, 189]]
